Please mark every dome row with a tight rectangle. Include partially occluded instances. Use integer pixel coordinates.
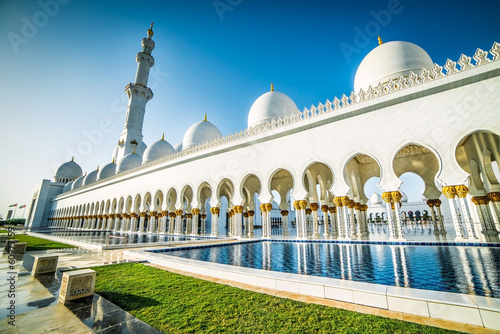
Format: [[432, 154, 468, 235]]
[[56, 40, 433, 193]]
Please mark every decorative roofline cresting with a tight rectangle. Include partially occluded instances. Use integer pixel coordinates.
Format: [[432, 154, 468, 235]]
[[58, 42, 500, 196]]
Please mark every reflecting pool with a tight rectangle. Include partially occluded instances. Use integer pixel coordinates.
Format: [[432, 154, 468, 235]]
[[158, 241, 500, 298]]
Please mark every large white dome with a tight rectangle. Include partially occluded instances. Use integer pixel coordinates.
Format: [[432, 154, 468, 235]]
[[183, 118, 223, 150], [54, 159, 83, 183], [116, 152, 142, 173], [354, 41, 433, 93], [97, 161, 117, 180], [247, 90, 299, 128], [143, 136, 175, 163]]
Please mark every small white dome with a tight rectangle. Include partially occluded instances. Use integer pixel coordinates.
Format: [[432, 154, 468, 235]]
[[183, 118, 223, 150], [71, 174, 86, 190], [54, 159, 83, 183], [401, 191, 408, 203], [173, 142, 183, 152], [112, 144, 120, 161], [247, 90, 299, 128], [83, 169, 99, 186], [97, 161, 117, 181], [143, 137, 175, 163], [62, 181, 74, 193], [116, 152, 142, 173], [141, 141, 147, 157], [370, 192, 382, 205], [354, 41, 433, 93]]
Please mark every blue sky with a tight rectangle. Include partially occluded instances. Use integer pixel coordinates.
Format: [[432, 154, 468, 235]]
[[1, 0, 499, 218]]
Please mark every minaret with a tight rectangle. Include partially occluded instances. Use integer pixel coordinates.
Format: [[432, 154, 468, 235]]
[[116, 23, 156, 161]]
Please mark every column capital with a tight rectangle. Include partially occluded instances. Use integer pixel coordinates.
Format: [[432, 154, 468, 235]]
[[305, 208, 312, 215], [381, 192, 392, 203], [434, 199, 442, 207], [455, 185, 469, 198], [175, 209, 184, 216], [471, 196, 489, 205], [192, 208, 200, 215], [247, 210, 255, 217], [280, 210, 289, 216], [263, 203, 271, 212], [347, 200, 355, 209], [185, 213, 193, 219], [139, 212, 147, 217], [243, 212, 249, 218], [333, 197, 343, 207], [200, 214, 207, 219], [426, 199, 435, 207], [310, 203, 319, 211], [328, 206, 337, 214], [169, 212, 176, 218], [161, 210, 169, 216], [293, 201, 301, 210], [487, 192, 500, 203], [340, 196, 350, 207], [442, 186, 457, 199], [321, 205, 329, 213], [391, 191, 402, 203], [299, 200, 308, 210]]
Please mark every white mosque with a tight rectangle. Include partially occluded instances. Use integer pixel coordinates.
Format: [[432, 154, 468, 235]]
[[25, 24, 500, 243]]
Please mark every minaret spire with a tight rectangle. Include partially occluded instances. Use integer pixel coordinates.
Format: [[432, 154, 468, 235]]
[[115, 24, 156, 162]]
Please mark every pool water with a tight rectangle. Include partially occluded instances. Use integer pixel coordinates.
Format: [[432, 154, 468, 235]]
[[160, 241, 500, 298]]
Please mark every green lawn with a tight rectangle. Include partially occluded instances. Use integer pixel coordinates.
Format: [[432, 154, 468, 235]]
[[1, 230, 74, 251], [93, 263, 461, 334]]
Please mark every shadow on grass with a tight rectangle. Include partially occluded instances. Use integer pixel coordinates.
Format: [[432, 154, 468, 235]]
[[96, 291, 162, 311]]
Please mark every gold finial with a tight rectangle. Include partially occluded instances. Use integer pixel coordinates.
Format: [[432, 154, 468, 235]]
[[71, 156, 74, 162], [132, 147, 136, 154], [378, 36, 383, 45], [161, 133, 165, 141], [203, 113, 207, 122], [271, 83, 274, 92], [84, 172, 87, 176], [147, 22, 154, 38], [112, 158, 115, 164], [96, 165, 99, 171]]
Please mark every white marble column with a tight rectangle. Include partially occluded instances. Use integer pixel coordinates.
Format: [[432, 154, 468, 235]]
[[442, 186, 465, 240], [248, 210, 255, 237], [320, 205, 329, 238], [391, 191, 406, 240], [191, 209, 200, 236], [281, 210, 289, 236], [334, 198, 346, 239], [456, 186, 476, 239], [233, 205, 243, 238], [311, 203, 320, 239], [382, 192, 396, 239], [200, 214, 207, 235], [210, 207, 220, 237]]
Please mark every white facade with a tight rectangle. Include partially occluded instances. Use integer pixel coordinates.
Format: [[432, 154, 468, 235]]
[[26, 26, 500, 243]]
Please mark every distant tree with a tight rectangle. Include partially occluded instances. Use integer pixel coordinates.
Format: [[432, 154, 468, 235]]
[[0, 218, 25, 226]]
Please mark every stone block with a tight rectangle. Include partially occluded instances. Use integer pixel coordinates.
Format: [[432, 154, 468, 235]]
[[58, 269, 96, 304], [12, 242, 27, 254], [32, 255, 59, 275], [4, 239, 18, 252]]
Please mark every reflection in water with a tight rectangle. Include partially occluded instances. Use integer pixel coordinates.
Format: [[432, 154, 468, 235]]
[[164, 241, 500, 298]]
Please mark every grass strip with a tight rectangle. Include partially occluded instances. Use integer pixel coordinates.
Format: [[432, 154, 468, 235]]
[[1, 230, 74, 251], [93, 263, 461, 334]]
